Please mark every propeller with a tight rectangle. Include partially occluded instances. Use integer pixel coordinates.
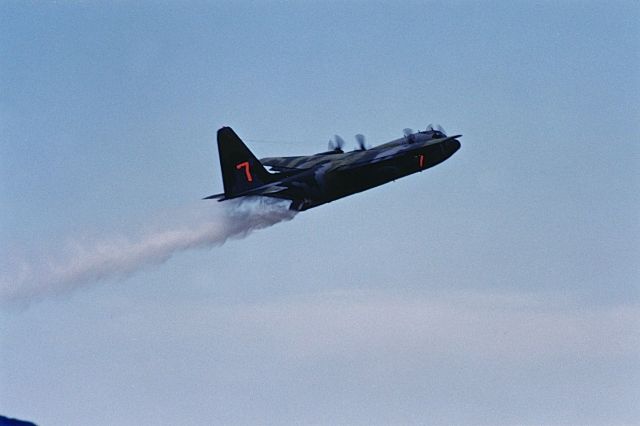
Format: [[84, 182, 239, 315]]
[[355, 134, 367, 150], [328, 134, 345, 152], [425, 124, 434, 132], [435, 124, 447, 135], [403, 128, 415, 143]]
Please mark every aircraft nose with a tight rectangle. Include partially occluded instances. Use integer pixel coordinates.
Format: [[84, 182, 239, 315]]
[[446, 138, 461, 155]]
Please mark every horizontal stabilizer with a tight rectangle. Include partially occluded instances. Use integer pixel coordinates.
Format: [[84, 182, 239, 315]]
[[202, 193, 224, 200]]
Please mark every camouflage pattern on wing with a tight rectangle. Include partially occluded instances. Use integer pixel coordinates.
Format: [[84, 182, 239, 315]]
[[260, 134, 460, 173]]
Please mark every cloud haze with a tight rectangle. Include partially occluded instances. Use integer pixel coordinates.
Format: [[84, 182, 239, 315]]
[[76, 289, 638, 424], [141, 290, 640, 363]]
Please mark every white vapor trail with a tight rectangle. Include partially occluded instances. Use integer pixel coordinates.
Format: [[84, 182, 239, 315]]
[[1, 197, 297, 304]]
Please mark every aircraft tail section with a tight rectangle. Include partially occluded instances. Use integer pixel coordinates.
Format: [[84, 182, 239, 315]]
[[216, 127, 273, 198]]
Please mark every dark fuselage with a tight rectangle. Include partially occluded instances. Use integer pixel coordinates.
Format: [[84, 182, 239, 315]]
[[261, 134, 461, 211], [207, 127, 461, 212]]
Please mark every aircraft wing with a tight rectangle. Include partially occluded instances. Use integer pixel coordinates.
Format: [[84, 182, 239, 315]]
[[331, 135, 462, 172], [261, 152, 342, 171], [260, 155, 312, 171]]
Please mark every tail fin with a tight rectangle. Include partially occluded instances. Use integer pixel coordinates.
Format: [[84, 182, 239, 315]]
[[217, 127, 272, 198]]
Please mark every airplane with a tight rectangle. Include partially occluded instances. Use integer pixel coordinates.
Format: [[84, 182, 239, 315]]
[[205, 125, 461, 211]]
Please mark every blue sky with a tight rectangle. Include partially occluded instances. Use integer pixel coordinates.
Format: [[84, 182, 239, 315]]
[[1, 1, 639, 425]]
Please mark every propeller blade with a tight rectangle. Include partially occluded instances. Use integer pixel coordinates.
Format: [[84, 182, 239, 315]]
[[435, 124, 447, 135], [328, 134, 345, 152], [426, 124, 434, 131], [355, 134, 366, 150], [403, 128, 414, 137]]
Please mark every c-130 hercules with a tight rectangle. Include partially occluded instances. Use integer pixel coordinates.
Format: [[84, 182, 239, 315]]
[[205, 125, 461, 211]]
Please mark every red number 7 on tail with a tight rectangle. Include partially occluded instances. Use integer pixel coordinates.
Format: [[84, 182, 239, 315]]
[[235, 161, 253, 182]]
